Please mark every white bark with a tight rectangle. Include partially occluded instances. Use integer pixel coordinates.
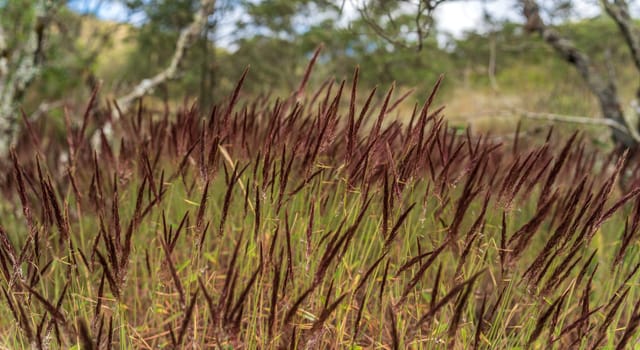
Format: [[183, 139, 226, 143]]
[[0, 0, 55, 155], [92, 0, 216, 150], [521, 0, 638, 148], [114, 0, 216, 114]]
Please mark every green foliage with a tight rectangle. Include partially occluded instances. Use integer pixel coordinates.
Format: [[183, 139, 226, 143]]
[[6, 0, 639, 129], [4, 0, 640, 155], [0, 0, 38, 50]]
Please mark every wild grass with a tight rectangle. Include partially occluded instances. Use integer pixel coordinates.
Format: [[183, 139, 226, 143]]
[[2, 52, 640, 349]]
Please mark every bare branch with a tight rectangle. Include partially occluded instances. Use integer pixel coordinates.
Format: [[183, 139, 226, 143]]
[[356, 2, 409, 50], [91, 0, 217, 151], [114, 0, 217, 115], [602, 0, 640, 74], [29, 99, 65, 122], [354, 0, 445, 52], [517, 109, 638, 139], [521, 0, 637, 148]]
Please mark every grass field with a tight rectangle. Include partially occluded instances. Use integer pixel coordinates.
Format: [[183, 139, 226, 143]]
[[2, 57, 640, 349]]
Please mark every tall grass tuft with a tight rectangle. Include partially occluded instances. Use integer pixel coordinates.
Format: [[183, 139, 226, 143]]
[[1, 52, 640, 348]]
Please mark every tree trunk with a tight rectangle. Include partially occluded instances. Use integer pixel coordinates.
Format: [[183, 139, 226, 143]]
[[114, 0, 217, 115], [0, 0, 54, 156], [521, 0, 638, 149]]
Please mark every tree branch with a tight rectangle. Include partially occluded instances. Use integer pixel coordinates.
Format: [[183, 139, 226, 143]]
[[355, 0, 446, 52], [114, 0, 217, 115], [521, 0, 637, 148], [356, 2, 409, 50], [602, 0, 640, 73], [517, 109, 638, 139]]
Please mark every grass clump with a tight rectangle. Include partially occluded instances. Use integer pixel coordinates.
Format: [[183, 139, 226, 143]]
[[2, 55, 640, 349]]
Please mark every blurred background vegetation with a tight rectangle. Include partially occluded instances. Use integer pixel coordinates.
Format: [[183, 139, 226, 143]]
[[2, 0, 639, 146]]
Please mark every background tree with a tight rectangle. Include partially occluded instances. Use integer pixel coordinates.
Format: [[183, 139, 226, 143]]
[[4, 0, 640, 156], [0, 0, 58, 155], [521, 0, 640, 151], [352, 0, 640, 151], [118, 0, 234, 109], [0, 0, 217, 155]]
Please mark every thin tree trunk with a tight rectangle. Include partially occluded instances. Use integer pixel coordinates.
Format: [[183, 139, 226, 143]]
[[92, 0, 217, 150], [199, 28, 209, 111], [114, 0, 217, 115], [521, 0, 638, 149], [488, 33, 499, 92], [0, 0, 56, 156], [602, 0, 640, 135]]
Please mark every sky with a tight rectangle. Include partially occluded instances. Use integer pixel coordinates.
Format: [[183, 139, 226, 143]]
[[68, 0, 146, 25], [67, 0, 610, 50]]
